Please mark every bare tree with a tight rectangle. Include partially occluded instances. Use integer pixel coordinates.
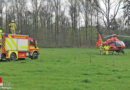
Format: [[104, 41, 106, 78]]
[[0, 0, 5, 28], [96, 0, 123, 34], [31, 0, 42, 40], [79, 0, 89, 44], [68, 0, 80, 47], [14, 0, 26, 34], [52, 0, 61, 47]]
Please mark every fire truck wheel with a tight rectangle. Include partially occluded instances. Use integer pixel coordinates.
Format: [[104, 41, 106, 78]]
[[18, 58, 25, 60], [10, 53, 17, 61], [31, 52, 38, 60]]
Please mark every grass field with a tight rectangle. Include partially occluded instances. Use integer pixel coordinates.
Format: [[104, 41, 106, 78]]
[[0, 48, 130, 90]]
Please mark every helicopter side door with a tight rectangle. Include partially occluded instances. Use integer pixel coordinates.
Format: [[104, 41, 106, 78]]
[[108, 41, 116, 46], [108, 41, 117, 50]]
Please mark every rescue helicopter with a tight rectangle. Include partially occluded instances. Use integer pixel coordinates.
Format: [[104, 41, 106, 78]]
[[96, 34, 130, 54]]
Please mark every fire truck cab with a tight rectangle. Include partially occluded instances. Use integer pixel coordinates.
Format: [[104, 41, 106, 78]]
[[1, 33, 39, 61]]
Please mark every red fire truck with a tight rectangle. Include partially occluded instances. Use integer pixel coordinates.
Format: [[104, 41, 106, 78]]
[[1, 33, 39, 61]]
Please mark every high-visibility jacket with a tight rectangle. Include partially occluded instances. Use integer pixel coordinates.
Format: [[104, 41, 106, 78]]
[[104, 46, 110, 50], [9, 23, 16, 31], [0, 29, 2, 45]]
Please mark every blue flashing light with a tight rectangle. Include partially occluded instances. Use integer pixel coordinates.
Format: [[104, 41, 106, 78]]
[[4, 34, 8, 37]]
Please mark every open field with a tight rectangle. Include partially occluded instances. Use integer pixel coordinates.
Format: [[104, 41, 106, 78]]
[[0, 48, 130, 90]]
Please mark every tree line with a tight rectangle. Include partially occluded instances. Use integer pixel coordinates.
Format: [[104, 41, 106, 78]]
[[0, 0, 129, 48]]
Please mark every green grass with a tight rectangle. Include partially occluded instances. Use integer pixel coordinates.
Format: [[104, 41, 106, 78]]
[[0, 48, 130, 90]]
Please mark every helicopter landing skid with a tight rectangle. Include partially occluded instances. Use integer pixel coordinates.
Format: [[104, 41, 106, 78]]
[[115, 49, 124, 55]]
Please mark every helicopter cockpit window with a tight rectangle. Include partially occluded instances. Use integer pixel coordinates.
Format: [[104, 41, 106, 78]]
[[108, 41, 125, 47], [115, 41, 125, 47]]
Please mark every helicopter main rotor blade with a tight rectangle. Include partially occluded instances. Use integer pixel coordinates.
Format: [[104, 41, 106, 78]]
[[104, 35, 130, 38], [117, 35, 130, 38], [104, 35, 113, 38]]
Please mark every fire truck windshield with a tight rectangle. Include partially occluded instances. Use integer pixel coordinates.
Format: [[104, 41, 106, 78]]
[[30, 40, 34, 45]]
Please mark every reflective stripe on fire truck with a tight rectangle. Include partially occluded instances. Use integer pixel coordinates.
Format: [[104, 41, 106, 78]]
[[30, 47, 35, 49], [8, 35, 17, 49], [20, 46, 28, 49], [5, 35, 29, 51], [5, 35, 17, 50], [30, 47, 39, 50], [6, 39, 14, 50], [5, 46, 8, 50]]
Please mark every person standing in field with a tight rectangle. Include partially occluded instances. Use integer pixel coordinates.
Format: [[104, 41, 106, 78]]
[[9, 20, 16, 34], [0, 27, 2, 47], [0, 27, 2, 59], [104, 45, 110, 55], [99, 44, 104, 55]]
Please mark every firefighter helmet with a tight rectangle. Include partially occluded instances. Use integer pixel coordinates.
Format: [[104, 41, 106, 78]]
[[0, 30, 2, 33], [11, 20, 15, 23]]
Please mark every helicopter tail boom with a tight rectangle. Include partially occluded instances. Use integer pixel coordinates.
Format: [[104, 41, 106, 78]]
[[96, 34, 103, 47]]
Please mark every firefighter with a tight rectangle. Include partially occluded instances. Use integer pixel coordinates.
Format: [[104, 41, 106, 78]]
[[9, 20, 16, 34], [0, 27, 2, 48], [0, 28, 2, 59], [104, 45, 110, 55], [99, 44, 104, 55]]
